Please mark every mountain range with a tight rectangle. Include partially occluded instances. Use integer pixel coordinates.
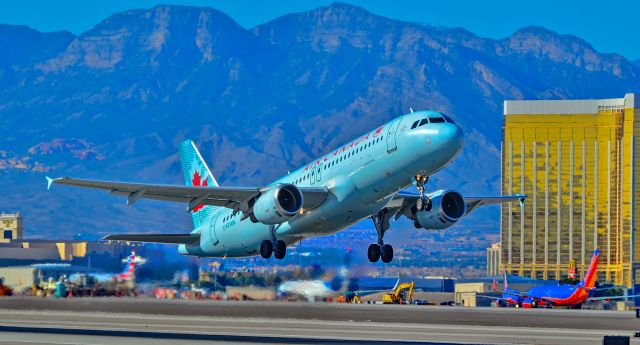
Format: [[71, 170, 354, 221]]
[[0, 3, 638, 242]]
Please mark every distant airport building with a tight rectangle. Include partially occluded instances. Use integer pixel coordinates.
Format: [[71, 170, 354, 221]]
[[0, 211, 144, 267], [0, 213, 23, 244], [486, 242, 501, 277], [501, 93, 640, 288]]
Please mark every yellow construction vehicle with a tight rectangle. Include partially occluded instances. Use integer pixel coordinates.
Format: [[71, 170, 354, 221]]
[[382, 281, 414, 304]]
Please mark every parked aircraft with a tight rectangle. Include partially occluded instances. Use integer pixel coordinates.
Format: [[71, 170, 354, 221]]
[[47, 111, 525, 263], [70, 249, 141, 283], [491, 250, 638, 308]]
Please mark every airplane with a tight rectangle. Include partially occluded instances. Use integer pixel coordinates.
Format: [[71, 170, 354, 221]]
[[278, 277, 398, 303], [46, 110, 526, 263], [278, 280, 337, 301], [70, 249, 142, 283], [489, 249, 639, 308]]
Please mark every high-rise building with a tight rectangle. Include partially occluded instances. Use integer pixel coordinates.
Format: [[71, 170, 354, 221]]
[[501, 93, 640, 287]]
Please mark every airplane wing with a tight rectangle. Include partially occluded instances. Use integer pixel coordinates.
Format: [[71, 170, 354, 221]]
[[390, 190, 526, 217], [46, 177, 328, 211], [476, 294, 504, 300], [588, 294, 640, 302], [104, 233, 200, 244], [463, 195, 527, 215]]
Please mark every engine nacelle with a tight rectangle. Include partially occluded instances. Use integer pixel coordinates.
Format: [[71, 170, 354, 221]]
[[415, 190, 466, 230], [252, 184, 303, 225]]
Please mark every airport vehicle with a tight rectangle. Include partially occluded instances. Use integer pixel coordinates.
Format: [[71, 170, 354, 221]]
[[382, 281, 414, 304], [491, 250, 639, 308], [47, 111, 525, 262], [0, 278, 12, 296], [336, 292, 362, 303]]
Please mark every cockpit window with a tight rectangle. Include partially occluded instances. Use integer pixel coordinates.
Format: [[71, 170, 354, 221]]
[[442, 114, 455, 123], [418, 118, 429, 127], [429, 117, 445, 123], [411, 120, 419, 129]]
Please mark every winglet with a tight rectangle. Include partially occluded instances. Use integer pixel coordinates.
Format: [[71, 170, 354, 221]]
[[45, 176, 59, 190], [518, 194, 527, 208]]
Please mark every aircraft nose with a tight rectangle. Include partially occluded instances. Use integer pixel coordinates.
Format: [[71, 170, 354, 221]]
[[439, 123, 464, 153]]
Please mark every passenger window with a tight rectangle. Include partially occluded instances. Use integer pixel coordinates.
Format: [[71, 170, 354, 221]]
[[430, 117, 445, 123], [411, 120, 419, 129], [418, 118, 428, 127]]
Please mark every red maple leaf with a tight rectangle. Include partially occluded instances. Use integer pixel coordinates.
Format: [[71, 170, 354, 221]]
[[191, 171, 208, 212]]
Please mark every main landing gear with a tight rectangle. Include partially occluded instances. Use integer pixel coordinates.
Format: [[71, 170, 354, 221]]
[[260, 225, 286, 259], [368, 208, 394, 263], [414, 175, 431, 212]]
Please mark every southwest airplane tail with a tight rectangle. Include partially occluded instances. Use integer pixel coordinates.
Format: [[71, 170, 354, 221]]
[[578, 249, 600, 290]]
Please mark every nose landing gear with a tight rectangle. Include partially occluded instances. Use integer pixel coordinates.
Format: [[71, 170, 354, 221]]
[[260, 225, 286, 259], [368, 209, 394, 263], [414, 175, 431, 211]]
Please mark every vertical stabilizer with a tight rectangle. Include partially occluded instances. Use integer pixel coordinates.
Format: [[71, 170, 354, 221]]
[[578, 249, 600, 289], [118, 250, 137, 281], [179, 140, 219, 229], [503, 271, 509, 290]]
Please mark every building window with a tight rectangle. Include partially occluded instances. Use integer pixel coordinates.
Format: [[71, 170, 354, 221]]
[[3, 230, 12, 239]]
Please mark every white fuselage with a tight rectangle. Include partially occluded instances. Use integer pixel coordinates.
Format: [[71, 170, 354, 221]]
[[180, 111, 464, 257]]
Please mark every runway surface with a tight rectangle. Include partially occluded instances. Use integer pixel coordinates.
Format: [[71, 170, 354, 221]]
[[0, 297, 639, 344]]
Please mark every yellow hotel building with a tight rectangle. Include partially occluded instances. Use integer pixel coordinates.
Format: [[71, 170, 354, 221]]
[[501, 93, 640, 287]]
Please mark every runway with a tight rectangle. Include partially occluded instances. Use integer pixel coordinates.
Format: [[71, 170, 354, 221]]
[[0, 298, 638, 344]]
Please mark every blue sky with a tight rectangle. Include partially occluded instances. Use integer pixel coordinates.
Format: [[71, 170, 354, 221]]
[[1, 0, 638, 60]]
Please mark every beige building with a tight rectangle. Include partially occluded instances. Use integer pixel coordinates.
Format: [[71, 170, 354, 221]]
[[486, 242, 501, 277], [501, 93, 640, 287], [0, 211, 142, 262], [0, 213, 23, 244]]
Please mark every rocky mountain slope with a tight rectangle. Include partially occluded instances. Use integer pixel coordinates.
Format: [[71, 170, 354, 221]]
[[0, 3, 638, 240]]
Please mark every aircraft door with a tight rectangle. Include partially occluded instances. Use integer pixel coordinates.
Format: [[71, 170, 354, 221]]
[[386, 118, 402, 152], [208, 214, 220, 246]]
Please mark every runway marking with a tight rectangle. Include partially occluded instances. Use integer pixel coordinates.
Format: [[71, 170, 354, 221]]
[[1, 305, 638, 345], [0, 325, 475, 345], [0, 314, 633, 345], [0, 308, 633, 337]]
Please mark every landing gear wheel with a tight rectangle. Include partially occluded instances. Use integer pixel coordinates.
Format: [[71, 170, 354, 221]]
[[260, 240, 273, 259], [274, 240, 286, 259], [367, 244, 380, 262], [414, 175, 431, 212], [380, 244, 393, 263], [370, 209, 392, 264], [416, 197, 424, 211]]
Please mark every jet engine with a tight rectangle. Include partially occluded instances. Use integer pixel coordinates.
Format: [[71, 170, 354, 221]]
[[252, 184, 304, 224], [414, 190, 466, 230]]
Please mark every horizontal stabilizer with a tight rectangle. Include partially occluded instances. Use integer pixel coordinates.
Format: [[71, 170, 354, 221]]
[[104, 233, 200, 244]]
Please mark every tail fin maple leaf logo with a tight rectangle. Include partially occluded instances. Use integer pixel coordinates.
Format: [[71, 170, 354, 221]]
[[191, 171, 209, 212]]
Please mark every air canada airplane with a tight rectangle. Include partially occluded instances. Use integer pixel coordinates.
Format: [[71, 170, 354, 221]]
[[47, 111, 526, 263]]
